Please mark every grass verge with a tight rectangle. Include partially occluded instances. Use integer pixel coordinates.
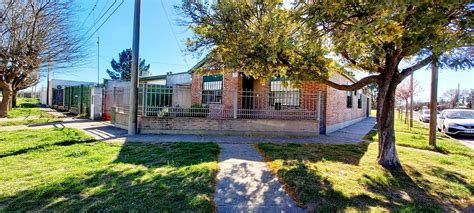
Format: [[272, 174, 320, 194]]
[[0, 128, 219, 211], [256, 142, 473, 212], [374, 112, 473, 157], [1, 98, 62, 126]]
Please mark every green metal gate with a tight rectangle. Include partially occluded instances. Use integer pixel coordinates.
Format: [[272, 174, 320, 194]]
[[64, 85, 92, 116]]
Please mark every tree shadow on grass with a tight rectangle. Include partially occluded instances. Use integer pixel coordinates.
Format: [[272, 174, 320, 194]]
[[0, 142, 219, 211], [0, 139, 95, 159], [0, 128, 95, 159], [256, 142, 460, 212]]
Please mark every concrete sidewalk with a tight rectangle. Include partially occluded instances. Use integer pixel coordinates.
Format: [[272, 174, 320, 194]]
[[215, 144, 305, 212], [0, 117, 376, 144]]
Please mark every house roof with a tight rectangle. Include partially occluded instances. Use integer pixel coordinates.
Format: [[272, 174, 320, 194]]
[[187, 55, 360, 84], [187, 55, 210, 73], [140, 74, 167, 81], [140, 71, 190, 81]]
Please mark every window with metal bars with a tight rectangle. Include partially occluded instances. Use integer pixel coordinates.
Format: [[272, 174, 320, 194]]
[[202, 75, 223, 104], [357, 93, 362, 108], [270, 79, 300, 107], [347, 91, 353, 108]]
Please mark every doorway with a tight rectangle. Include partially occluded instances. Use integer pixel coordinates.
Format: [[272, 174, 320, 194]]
[[241, 75, 254, 110]]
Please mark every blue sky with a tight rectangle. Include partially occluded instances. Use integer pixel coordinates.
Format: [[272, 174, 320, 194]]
[[45, 0, 473, 102]]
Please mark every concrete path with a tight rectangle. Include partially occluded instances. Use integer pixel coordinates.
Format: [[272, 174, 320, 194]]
[[0, 117, 376, 144], [215, 144, 305, 212], [0, 118, 128, 141]]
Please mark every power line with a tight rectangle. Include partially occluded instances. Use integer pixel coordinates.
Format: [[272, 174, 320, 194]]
[[83, 0, 124, 44], [82, 0, 117, 39], [160, 0, 190, 68], [78, 0, 99, 30]]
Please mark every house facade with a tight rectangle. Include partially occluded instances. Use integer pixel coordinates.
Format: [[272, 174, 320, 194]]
[[110, 60, 371, 136], [189, 70, 371, 134]]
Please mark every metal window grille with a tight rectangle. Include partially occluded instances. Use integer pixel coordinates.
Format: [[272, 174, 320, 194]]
[[202, 80, 222, 104], [357, 93, 362, 108], [347, 91, 353, 108], [110, 85, 320, 120], [270, 80, 300, 107]]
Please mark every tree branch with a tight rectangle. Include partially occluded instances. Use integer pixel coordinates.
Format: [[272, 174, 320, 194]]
[[323, 75, 380, 91], [341, 49, 381, 73], [398, 55, 433, 82]]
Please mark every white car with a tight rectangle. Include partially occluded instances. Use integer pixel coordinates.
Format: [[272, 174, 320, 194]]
[[419, 109, 432, 122], [437, 109, 474, 136], [419, 109, 439, 123]]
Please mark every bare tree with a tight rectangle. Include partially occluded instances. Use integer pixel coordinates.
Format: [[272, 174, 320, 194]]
[[396, 79, 421, 125], [0, 0, 83, 116], [442, 89, 470, 108]]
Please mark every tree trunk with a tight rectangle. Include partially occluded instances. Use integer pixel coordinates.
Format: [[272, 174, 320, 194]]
[[0, 86, 13, 118], [404, 101, 408, 124], [12, 91, 17, 108], [429, 57, 439, 146], [376, 75, 401, 169]]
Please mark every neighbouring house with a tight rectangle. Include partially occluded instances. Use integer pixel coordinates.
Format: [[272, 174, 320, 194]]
[[39, 79, 95, 106], [111, 58, 371, 136], [103, 72, 192, 122]]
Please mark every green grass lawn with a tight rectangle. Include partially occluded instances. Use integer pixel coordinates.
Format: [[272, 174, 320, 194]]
[[256, 112, 473, 212], [0, 98, 62, 126], [0, 128, 219, 211], [367, 112, 473, 157], [256, 142, 473, 212]]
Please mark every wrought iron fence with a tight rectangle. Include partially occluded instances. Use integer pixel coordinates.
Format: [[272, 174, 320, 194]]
[[110, 84, 320, 120]]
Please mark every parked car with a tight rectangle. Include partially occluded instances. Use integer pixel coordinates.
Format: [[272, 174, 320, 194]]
[[437, 109, 474, 136], [419, 109, 437, 123]]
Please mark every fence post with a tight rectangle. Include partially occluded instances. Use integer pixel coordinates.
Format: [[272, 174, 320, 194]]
[[233, 90, 238, 119], [142, 83, 147, 116], [317, 91, 322, 121]]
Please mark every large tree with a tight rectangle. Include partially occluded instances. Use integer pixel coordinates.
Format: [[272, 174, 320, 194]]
[[106, 48, 151, 80], [181, 1, 473, 168], [0, 0, 83, 117]]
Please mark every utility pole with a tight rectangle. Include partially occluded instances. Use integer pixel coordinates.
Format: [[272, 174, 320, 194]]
[[457, 83, 460, 108], [128, 0, 141, 135], [97, 34, 100, 84], [429, 56, 438, 147], [409, 74, 414, 128], [46, 56, 51, 106]]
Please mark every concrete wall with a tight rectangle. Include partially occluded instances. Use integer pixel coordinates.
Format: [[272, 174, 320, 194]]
[[103, 80, 130, 120], [166, 73, 191, 87], [90, 86, 103, 120]]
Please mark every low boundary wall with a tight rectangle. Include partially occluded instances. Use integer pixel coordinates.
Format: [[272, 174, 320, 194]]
[[114, 113, 319, 136]]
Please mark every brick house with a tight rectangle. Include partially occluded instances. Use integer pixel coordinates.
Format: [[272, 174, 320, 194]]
[[112, 59, 371, 136], [189, 66, 371, 135]]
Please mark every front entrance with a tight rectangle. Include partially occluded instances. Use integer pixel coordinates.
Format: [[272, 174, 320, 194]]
[[241, 75, 254, 109], [240, 75, 254, 118]]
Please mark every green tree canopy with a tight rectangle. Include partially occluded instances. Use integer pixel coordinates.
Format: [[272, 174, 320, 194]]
[[106, 49, 151, 80], [182, 1, 473, 168]]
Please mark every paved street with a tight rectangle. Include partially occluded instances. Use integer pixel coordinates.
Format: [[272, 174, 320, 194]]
[[413, 111, 474, 150]]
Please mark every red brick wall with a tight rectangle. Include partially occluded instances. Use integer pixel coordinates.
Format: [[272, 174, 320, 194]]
[[191, 73, 203, 104], [325, 73, 367, 126], [140, 117, 319, 136]]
